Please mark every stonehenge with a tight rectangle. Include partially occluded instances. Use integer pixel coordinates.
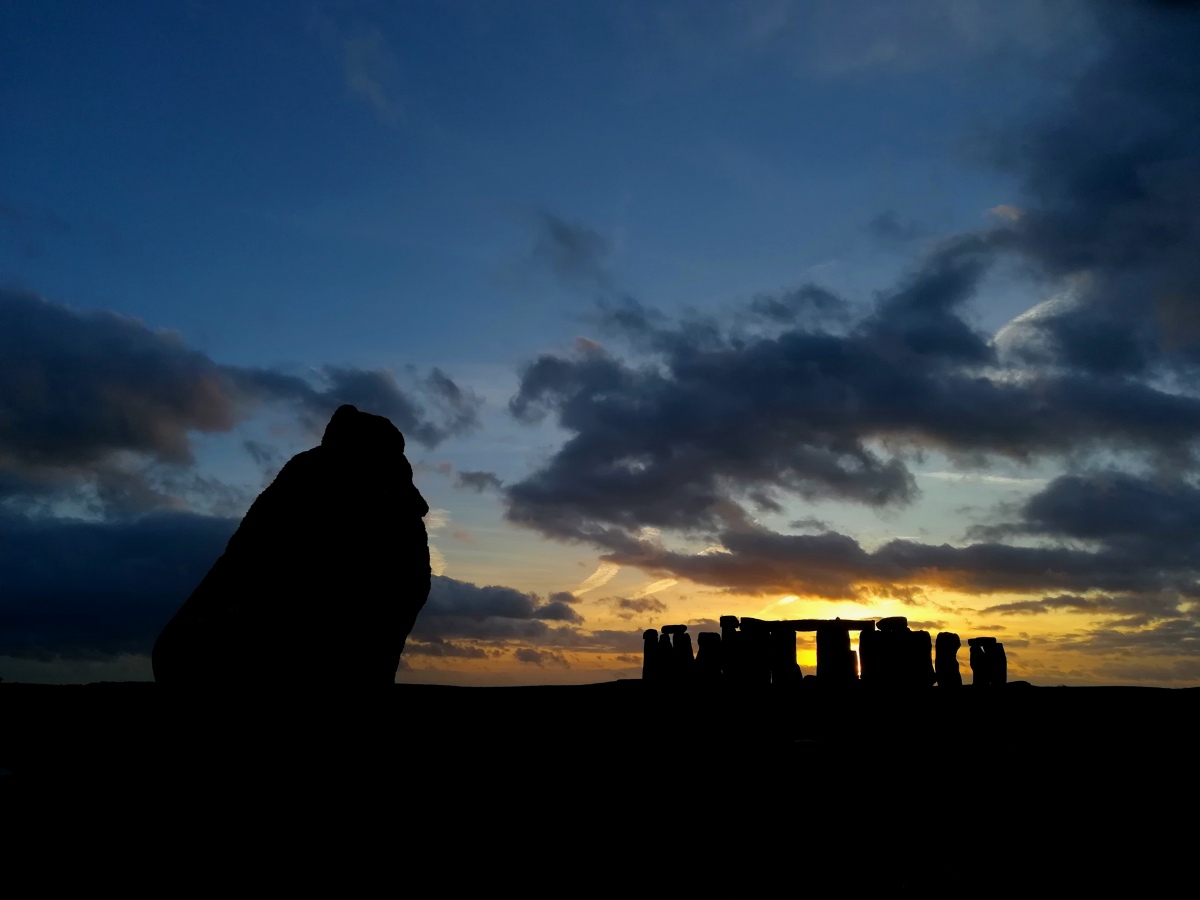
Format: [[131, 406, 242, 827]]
[[641, 614, 1003, 690]]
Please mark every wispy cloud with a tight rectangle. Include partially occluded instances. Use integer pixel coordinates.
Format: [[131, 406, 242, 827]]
[[630, 578, 678, 599], [572, 561, 620, 595]]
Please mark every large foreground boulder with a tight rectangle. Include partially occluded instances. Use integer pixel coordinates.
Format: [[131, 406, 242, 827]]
[[152, 405, 431, 686]]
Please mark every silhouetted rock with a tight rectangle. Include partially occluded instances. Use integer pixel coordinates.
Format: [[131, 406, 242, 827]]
[[643, 629, 660, 681], [935, 632, 963, 687], [696, 632, 723, 682], [741, 618, 773, 684], [992, 642, 1008, 685], [770, 626, 802, 686], [859, 621, 880, 683], [152, 404, 431, 686], [877, 616, 908, 633], [658, 632, 675, 679], [662, 624, 688, 634], [816, 624, 856, 683], [672, 630, 695, 676], [967, 636, 1006, 686], [908, 630, 935, 687], [720, 616, 742, 683]]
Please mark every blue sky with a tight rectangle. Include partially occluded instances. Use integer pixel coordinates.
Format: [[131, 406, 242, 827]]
[[5, 1, 1200, 686]]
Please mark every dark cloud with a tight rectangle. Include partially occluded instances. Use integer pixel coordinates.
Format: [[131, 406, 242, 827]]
[[906, 620, 947, 631], [982, 592, 1184, 628], [421, 576, 584, 624], [455, 470, 504, 492], [865, 210, 930, 243], [527, 211, 614, 293], [0, 510, 238, 659], [548, 591, 579, 605], [514, 647, 570, 668], [745, 285, 850, 328], [788, 517, 830, 532], [403, 638, 488, 659], [988, 2, 1200, 381], [504, 256, 1200, 568], [501, 6, 1200, 635], [0, 290, 481, 514], [608, 525, 1200, 601], [1056, 618, 1200, 657], [607, 597, 668, 620], [1002, 472, 1200, 547], [0, 290, 237, 471], [0, 511, 602, 664], [227, 364, 481, 449]]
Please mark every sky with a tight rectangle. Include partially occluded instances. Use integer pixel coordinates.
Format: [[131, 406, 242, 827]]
[[3, 0, 1200, 686]]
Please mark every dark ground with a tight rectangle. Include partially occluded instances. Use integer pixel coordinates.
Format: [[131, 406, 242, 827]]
[[2, 681, 1194, 877]]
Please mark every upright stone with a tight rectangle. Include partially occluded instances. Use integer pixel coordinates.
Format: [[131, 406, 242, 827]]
[[907, 630, 935, 687], [992, 642, 1008, 685], [740, 617, 772, 685], [969, 641, 987, 686], [152, 404, 430, 686], [858, 622, 879, 684], [720, 615, 742, 684], [816, 625, 855, 683], [673, 630, 695, 674], [769, 627, 801, 686], [968, 637, 999, 686], [643, 629, 660, 681], [658, 633, 675, 679], [935, 632, 962, 687], [696, 632, 723, 683]]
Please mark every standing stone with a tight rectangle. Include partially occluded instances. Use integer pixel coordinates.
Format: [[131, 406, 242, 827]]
[[859, 622, 879, 684], [696, 632, 723, 683], [720, 616, 742, 683], [740, 618, 772, 685], [907, 630, 935, 687], [643, 629, 660, 681], [152, 404, 431, 686], [816, 625, 856, 683], [968, 637, 999, 686], [992, 642, 1008, 685], [769, 627, 802, 686], [672, 630, 695, 677], [968, 640, 987, 686], [658, 633, 675, 679], [935, 632, 962, 687]]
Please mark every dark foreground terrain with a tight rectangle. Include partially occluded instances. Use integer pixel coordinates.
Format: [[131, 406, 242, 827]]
[[3, 681, 1194, 879], [4, 680, 1194, 784]]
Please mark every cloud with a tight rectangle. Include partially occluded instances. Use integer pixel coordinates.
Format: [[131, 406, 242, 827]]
[[403, 638, 488, 659], [981, 593, 1184, 628], [455, 470, 504, 492], [526, 211, 616, 293], [342, 25, 402, 125], [866, 211, 930, 243], [984, 3, 1200, 381], [229, 364, 481, 450], [0, 290, 481, 514], [514, 647, 570, 668], [607, 597, 669, 620], [420, 576, 584, 624], [500, 6, 1200, 637], [571, 562, 620, 595], [0, 510, 238, 659], [630, 578, 678, 599], [0, 510, 596, 663], [505, 235, 1200, 560]]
